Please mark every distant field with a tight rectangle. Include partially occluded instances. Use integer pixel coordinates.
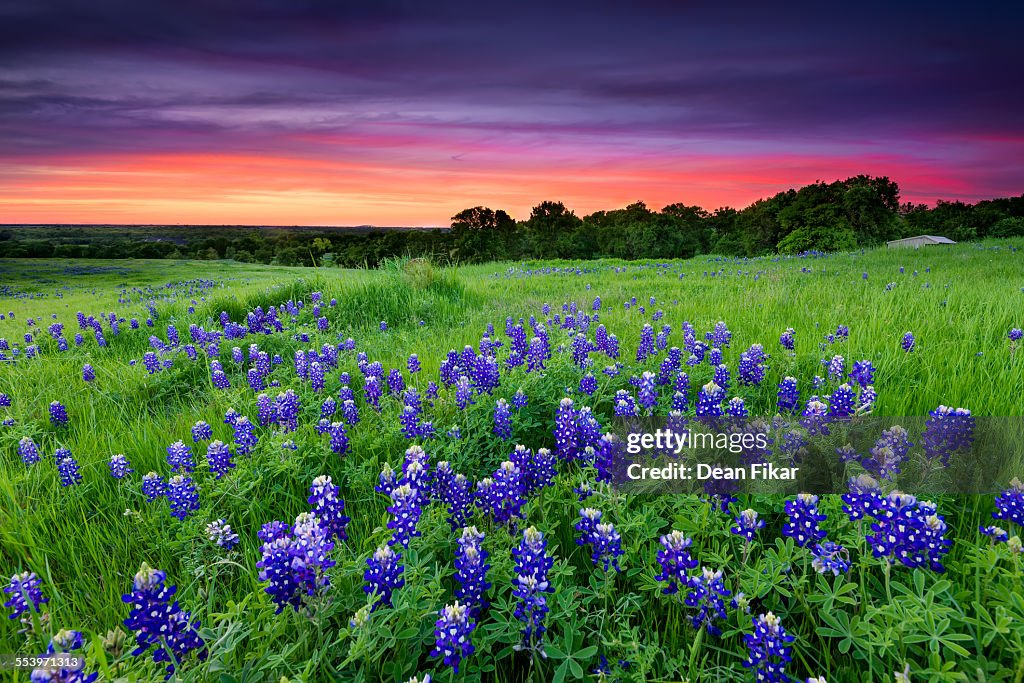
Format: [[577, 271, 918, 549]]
[[2, 243, 1024, 682]]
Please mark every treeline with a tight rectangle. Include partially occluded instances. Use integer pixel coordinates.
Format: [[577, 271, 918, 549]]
[[1, 176, 1022, 265]]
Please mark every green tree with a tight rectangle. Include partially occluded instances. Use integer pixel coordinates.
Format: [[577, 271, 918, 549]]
[[522, 201, 582, 257], [450, 206, 516, 262]]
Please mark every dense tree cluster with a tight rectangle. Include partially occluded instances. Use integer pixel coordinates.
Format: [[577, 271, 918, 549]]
[[2, 176, 1021, 265]]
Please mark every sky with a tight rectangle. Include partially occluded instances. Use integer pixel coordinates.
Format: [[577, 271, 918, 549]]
[[1, 0, 1022, 226]]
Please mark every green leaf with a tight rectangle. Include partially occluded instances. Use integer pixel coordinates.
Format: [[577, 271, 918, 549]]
[[546, 643, 568, 660], [568, 658, 584, 679]]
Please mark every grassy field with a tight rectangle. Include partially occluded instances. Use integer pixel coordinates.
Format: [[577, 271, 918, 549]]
[[2, 242, 1024, 682]]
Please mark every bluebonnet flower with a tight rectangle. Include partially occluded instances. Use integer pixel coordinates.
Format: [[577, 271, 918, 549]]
[[379, 320, 388, 332], [35, 628, 98, 682], [454, 527, 491, 617], [436, 462, 473, 530], [994, 478, 1024, 526], [779, 328, 796, 351], [166, 441, 195, 473], [256, 513, 336, 613], [205, 440, 234, 479], [613, 390, 638, 417], [341, 398, 359, 425], [109, 453, 133, 479], [810, 542, 850, 575], [800, 397, 831, 436], [206, 519, 240, 549], [590, 433, 620, 484], [191, 421, 212, 442], [511, 388, 529, 409], [233, 416, 258, 455], [635, 324, 656, 362], [577, 509, 624, 572], [776, 377, 799, 413], [731, 509, 764, 542], [980, 526, 1009, 543], [578, 373, 598, 396], [387, 368, 405, 395], [604, 333, 620, 359], [685, 567, 731, 635], [826, 354, 845, 381], [493, 399, 513, 440], [82, 364, 95, 382], [363, 545, 405, 610], [0, 393, 9, 407], [376, 462, 399, 499], [388, 484, 423, 547], [707, 321, 732, 348], [850, 360, 875, 388], [858, 385, 878, 413], [210, 368, 230, 388], [166, 476, 199, 520], [326, 421, 350, 456], [712, 364, 730, 391], [842, 474, 881, 521], [554, 397, 579, 460], [247, 368, 265, 392], [18, 436, 40, 465], [867, 493, 951, 572], [782, 494, 827, 547], [122, 563, 207, 678], [4, 571, 48, 620], [454, 376, 474, 410], [512, 527, 554, 652], [275, 390, 301, 432], [828, 383, 857, 418], [901, 331, 915, 352], [57, 453, 83, 487], [401, 445, 434, 496], [477, 461, 525, 526], [430, 601, 476, 673], [527, 336, 547, 372], [742, 612, 795, 683], [695, 381, 725, 419], [408, 354, 421, 373], [738, 345, 768, 386], [571, 333, 592, 368], [321, 396, 337, 419], [727, 397, 748, 418], [142, 472, 166, 502], [862, 425, 912, 479], [308, 475, 350, 542], [49, 401, 69, 427], [921, 405, 974, 466], [655, 530, 698, 595], [637, 371, 658, 412], [514, 445, 557, 494], [672, 371, 690, 407], [144, 352, 162, 375]]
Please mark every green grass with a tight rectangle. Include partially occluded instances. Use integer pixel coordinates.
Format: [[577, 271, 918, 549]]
[[1, 243, 1024, 682]]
